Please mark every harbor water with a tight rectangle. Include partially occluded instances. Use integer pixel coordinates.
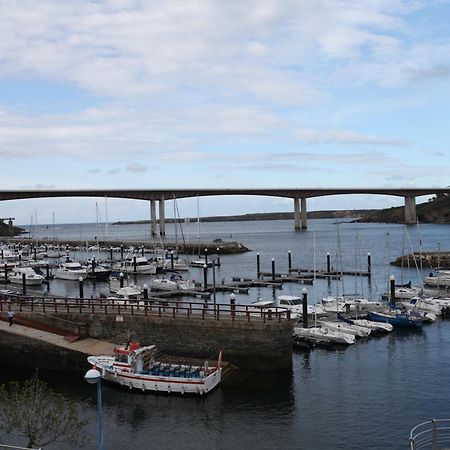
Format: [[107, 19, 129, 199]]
[[2, 218, 450, 449]]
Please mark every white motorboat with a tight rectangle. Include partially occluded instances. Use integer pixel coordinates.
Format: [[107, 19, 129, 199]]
[[87, 342, 222, 395], [108, 285, 143, 301], [116, 256, 158, 275], [8, 267, 44, 286], [293, 326, 356, 345], [150, 277, 195, 291], [275, 295, 326, 320], [54, 261, 88, 281], [319, 320, 371, 338]]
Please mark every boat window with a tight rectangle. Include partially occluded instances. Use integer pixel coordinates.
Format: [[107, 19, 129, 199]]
[[115, 354, 128, 363]]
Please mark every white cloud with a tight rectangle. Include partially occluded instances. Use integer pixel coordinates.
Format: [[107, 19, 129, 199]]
[[294, 129, 408, 146]]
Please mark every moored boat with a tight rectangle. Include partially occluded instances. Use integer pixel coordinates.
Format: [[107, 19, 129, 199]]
[[87, 342, 222, 395], [367, 311, 423, 328]]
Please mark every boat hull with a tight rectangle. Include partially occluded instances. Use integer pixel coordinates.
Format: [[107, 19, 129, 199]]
[[367, 311, 423, 328], [88, 356, 221, 395]]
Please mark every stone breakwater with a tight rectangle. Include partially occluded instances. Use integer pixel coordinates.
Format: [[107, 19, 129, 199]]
[[6, 238, 250, 254], [391, 251, 450, 269]]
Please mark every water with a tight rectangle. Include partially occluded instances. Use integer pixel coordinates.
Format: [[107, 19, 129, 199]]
[[3, 219, 450, 449]]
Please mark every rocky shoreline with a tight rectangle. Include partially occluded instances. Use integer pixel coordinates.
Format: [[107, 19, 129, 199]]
[[391, 252, 450, 269]]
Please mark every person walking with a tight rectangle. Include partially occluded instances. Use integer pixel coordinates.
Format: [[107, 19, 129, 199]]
[[7, 310, 14, 327]]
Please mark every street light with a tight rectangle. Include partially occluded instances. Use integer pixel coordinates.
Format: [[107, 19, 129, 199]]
[[84, 368, 104, 450]]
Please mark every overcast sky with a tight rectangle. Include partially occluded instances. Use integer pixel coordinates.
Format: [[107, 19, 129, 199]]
[[0, 0, 449, 224]]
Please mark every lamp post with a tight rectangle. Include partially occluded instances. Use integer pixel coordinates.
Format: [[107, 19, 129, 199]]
[[84, 368, 104, 450]]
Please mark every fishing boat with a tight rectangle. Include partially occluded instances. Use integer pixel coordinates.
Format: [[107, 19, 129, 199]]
[[8, 267, 44, 286], [87, 342, 222, 395], [367, 311, 423, 328]]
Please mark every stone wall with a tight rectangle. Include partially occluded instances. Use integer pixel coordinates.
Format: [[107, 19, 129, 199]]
[[17, 312, 293, 371]]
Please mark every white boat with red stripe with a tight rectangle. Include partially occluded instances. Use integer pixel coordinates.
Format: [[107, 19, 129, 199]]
[[87, 342, 222, 396]]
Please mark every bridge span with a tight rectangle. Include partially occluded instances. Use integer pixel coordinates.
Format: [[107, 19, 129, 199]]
[[0, 188, 448, 232]]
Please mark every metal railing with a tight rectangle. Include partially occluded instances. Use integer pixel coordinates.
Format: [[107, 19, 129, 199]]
[[410, 419, 450, 449], [0, 293, 291, 323], [0, 445, 42, 450]]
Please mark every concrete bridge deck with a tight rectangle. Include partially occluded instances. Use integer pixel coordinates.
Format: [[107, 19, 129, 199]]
[[1, 187, 449, 232]]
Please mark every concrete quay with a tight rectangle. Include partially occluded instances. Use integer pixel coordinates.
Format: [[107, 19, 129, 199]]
[[0, 295, 293, 372]]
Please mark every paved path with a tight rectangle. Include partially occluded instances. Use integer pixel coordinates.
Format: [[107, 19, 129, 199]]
[[0, 319, 116, 356]]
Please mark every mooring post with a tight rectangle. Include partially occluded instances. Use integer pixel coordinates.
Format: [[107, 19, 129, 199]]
[[22, 273, 26, 295], [33, 247, 37, 260], [390, 275, 395, 306], [204, 248, 208, 266], [119, 272, 124, 288], [143, 283, 149, 305], [256, 253, 260, 279], [203, 264, 208, 291], [92, 257, 96, 274], [288, 250, 292, 272], [141, 246, 144, 257], [170, 250, 174, 270], [367, 252, 372, 275], [109, 247, 113, 261], [79, 276, 84, 299], [271, 258, 276, 281], [120, 244, 124, 260], [302, 288, 308, 328], [133, 256, 137, 273], [216, 247, 221, 267], [4, 263, 7, 285], [230, 292, 236, 318], [326, 252, 331, 274]]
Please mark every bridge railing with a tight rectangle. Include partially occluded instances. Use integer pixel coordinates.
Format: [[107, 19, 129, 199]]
[[0, 293, 291, 323]]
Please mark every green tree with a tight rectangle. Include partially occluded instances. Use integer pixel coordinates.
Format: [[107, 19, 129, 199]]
[[0, 374, 88, 449]]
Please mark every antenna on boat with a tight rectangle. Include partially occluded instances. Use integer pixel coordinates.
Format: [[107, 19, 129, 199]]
[[125, 334, 132, 350]]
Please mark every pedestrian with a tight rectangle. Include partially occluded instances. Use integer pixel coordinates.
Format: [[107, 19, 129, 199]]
[[7, 310, 14, 327]]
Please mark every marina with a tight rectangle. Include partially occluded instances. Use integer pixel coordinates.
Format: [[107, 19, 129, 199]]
[[1, 218, 450, 449]]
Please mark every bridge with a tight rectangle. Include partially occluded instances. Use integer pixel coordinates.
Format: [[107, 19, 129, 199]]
[[0, 187, 448, 232]]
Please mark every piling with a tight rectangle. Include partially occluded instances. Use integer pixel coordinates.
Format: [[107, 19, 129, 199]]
[[141, 246, 144, 257], [79, 277, 84, 299], [271, 258, 276, 281], [367, 252, 372, 275], [302, 288, 308, 328], [203, 264, 208, 291], [170, 251, 174, 270], [4, 264, 7, 285], [133, 256, 137, 273], [143, 284, 149, 305], [216, 247, 221, 267], [326, 252, 331, 274], [91, 257, 96, 274], [204, 248, 208, 266], [109, 247, 113, 261], [120, 272, 124, 288], [120, 244, 124, 260], [256, 253, 260, 279], [288, 251, 292, 271], [22, 273, 26, 295], [390, 275, 395, 305]]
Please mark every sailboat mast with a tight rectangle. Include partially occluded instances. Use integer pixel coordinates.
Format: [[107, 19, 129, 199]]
[[173, 195, 178, 249], [104, 196, 109, 242], [197, 195, 200, 257]]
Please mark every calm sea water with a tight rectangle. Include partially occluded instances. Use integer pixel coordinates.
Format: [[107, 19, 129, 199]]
[[4, 219, 450, 449]]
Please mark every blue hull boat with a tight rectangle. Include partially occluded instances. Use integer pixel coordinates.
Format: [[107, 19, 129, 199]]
[[367, 311, 423, 328]]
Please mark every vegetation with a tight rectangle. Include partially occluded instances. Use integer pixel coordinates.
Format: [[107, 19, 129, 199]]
[[0, 374, 88, 449]]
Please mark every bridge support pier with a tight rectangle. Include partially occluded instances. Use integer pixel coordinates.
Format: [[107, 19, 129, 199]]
[[293, 197, 301, 230], [150, 200, 157, 237], [404, 196, 416, 224], [301, 198, 307, 229], [159, 196, 165, 236]]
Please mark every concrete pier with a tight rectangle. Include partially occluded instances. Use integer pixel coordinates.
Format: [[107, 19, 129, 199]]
[[294, 197, 301, 230], [150, 200, 157, 236], [301, 197, 307, 229], [404, 196, 416, 224], [159, 196, 165, 236]]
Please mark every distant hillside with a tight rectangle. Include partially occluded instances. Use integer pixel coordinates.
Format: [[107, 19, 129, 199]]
[[113, 209, 374, 225], [0, 221, 24, 237], [358, 194, 450, 224]]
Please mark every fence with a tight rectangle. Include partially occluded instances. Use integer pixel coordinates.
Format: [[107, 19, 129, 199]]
[[0, 292, 291, 323], [410, 419, 450, 449]]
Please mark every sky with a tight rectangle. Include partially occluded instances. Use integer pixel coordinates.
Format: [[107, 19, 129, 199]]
[[0, 0, 450, 224]]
